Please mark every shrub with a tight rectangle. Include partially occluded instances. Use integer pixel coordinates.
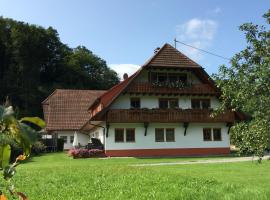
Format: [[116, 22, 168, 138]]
[[32, 141, 46, 155], [68, 149, 105, 159]]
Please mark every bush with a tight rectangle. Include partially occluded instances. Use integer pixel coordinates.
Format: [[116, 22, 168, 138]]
[[32, 141, 46, 155], [68, 149, 105, 159]]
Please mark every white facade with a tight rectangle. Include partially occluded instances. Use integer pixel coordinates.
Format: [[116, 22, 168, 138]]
[[105, 123, 229, 150], [89, 67, 231, 155], [57, 131, 90, 149], [110, 94, 220, 110]]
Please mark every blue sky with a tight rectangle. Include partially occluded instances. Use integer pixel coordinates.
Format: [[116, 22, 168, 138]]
[[1, 0, 269, 78]]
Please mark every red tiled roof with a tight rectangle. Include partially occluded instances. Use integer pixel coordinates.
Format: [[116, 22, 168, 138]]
[[143, 43, 201, 68], [43, 89, 106, 131], [99, 70, 140, 107]]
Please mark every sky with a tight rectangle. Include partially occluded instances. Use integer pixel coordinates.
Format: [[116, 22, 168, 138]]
[[1, 0, 269, 79]]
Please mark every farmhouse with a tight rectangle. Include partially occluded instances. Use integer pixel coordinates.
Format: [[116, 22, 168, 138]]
[[43, 43, 243, 156]]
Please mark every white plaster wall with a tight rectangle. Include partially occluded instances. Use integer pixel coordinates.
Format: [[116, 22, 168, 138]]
[[57, 131, 90, 149], [110, 95, 220, 109], [89, 126, 105, 144], [105, 123, 229, 150]]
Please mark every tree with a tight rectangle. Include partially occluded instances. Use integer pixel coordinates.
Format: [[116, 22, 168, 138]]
[[0, 17, 120, 118], [213, 10, 270, 161]]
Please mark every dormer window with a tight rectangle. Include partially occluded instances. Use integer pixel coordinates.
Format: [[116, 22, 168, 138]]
[[130, 98, 140, 109], [191, 99, 210, 109]]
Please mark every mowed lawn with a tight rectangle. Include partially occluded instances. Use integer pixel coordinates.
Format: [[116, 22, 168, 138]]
[[12, 153, 270, 200]]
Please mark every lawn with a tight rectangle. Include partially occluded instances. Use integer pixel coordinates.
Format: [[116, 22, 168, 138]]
[[11, 153, 270, 200]]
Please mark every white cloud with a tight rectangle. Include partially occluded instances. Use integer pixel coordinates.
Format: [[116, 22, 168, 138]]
[[176, 18, 218, 61], [108, 64, 141, 80]]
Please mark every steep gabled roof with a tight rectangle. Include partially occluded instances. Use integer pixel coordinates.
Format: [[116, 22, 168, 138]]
[[43, 89, 106, 131], [89, 43, 218, 120], [143, 43, 201, 68]]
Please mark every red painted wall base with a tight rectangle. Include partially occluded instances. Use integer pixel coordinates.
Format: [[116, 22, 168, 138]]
[[105, 147, 230, 157]]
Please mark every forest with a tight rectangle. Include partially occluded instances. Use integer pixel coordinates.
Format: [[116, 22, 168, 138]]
[[0, 17, 120, 118]]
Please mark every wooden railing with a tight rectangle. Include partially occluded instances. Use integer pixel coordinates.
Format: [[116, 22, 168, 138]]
[[125, 82, 218, 95], [106, 109, 235, 123]]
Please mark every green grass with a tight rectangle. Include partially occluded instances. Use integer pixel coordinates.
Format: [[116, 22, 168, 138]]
[[10, 153, 270, 200]]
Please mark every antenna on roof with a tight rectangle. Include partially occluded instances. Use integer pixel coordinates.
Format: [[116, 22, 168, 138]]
[[173, 38, 230, 61], [174, 38, 177, 48]]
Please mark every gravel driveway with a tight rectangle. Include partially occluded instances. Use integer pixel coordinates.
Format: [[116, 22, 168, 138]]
[[131, 155, 270, 167]]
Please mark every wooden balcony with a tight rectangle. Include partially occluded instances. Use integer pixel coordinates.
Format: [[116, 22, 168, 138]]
[[106, 109, 235, 123], [125, 82, 218, 96]]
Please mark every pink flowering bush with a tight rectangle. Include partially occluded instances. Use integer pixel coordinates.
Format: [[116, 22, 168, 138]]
[[68, 148, 105, 158]]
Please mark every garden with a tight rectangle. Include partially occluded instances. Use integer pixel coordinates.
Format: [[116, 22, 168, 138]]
[[12, 152, 270, 200]]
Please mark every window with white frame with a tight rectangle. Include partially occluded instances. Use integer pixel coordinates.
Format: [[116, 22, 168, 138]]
[[155, 128, 175, 142], [114, 128, 136, 143], [203, 128, 222, 141]]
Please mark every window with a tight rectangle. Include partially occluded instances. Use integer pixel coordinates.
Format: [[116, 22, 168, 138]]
[[159, 99, 168, 109], [203, 128, 212, 141], [179, 74, 187, 83], [60, 136, 67, 143], [159, 98, 178, 109], [191, 99, 201, 109], [70, 136, 74, 143], [130, 98, 140, 109], [166, 128, 175, 142], [126, 129, 135, 142], [155, 128, 164, 142], [168, 74, 178, 82], [213, 128, 222, 141], [115, 129, 124, 142], [150, 73, 187, 84], [157, 73, 167, 83], [169, 99, 179, 108], [191, 99, 210, 109], [201, 99, 210, 109]]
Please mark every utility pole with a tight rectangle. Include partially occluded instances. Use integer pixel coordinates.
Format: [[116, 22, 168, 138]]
[[174, 38, 177, 48]]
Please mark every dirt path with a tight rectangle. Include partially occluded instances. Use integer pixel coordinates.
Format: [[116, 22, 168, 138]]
[[131, 155, 270, 167]]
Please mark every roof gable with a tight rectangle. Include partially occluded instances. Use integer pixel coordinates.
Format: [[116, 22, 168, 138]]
[[90, 43, 219, 120], [143, 43, 201, 68]]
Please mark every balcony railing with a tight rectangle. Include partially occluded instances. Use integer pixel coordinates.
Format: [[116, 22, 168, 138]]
[[125, 82, 218, 95], [106, 109, 235, 123]]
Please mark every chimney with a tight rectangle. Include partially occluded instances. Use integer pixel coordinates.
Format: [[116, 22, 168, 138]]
[[123, 73, 128, 80], [154, 47, 160, 54]]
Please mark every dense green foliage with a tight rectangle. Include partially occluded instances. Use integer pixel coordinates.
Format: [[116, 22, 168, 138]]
[[0, 17, 120, 117], [0, 105, 45, 199], [213, 10, 270, 159], [12, 153, 270, 200]]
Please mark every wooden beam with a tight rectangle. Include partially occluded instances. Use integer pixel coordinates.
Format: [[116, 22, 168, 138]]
[[144, 122, 149, 136], [183, 122, 189, 136], [226, 122, 233, 134]]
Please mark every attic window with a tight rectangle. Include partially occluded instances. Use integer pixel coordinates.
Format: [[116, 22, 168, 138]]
[[151, 72, 188, 85]]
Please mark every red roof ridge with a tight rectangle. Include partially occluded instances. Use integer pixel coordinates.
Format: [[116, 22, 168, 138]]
[[144, 43, 202, 68]]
